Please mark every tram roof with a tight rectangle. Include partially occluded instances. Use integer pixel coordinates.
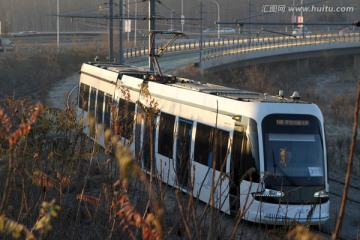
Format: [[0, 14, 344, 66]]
[[85, 62, 306, 104]]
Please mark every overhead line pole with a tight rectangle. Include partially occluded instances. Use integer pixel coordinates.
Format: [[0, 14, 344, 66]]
[[57, 0, 60, 52], [118, 0, 124, 64], [199, 2, 203, 63], [134, 2, 137, 47], [181, 0, 184, 32], [53, 1, 202, 67], [149, 0, 155, 71], [127, 0, 130, 42], [248, 0, 252, 41], [109, 0, 114, 62]]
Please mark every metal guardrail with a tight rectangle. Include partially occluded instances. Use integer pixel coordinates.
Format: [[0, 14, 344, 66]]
[[201, 33, 360, 61], [9, 33, 357, 62], [124, 40, 201, 59], [123, 33, 360, 62], [123, 37, 242, 60]]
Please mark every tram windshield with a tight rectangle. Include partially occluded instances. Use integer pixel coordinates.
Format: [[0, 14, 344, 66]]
[[262, 114, 325, 186]]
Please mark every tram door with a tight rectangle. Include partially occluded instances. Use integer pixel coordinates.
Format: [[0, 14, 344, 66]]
[[229, 126, 244, 214], [142, 115, 157, 172], [229, 122, 258, 215], [176, 118, 193, 189], [89, 87, 97, 138], [134, 107, 142, 160]]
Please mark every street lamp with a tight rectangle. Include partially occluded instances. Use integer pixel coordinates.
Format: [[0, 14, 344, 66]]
[[210, 0, 220, 39], [181, 0, 184, 31], [134, 1, 137, 47], [292, 0, 296, 29], [170, 9, 174, 29]]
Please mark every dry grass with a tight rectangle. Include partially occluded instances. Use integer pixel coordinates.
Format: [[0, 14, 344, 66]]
[[0, 96, 247, 239], [0, 46, 106, 101]]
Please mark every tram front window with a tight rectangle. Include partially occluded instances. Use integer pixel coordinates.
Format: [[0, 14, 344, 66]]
[[262, 114, 325, 186]]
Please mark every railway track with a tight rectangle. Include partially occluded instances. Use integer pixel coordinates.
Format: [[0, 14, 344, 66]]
[[320, 173, 360, 240], [329, 176, 360, 204], [218, 174, 360, 240]]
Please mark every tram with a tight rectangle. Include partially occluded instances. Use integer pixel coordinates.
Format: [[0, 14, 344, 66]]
[[76, 61, 329, 225]]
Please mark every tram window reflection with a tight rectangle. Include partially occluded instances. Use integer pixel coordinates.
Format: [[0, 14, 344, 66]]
[[194, 123, 229, 171], [96, 90, 104, 124], [79, 83, 90, 111], [116, 99, 135, 139], [158, 112, 176, 158], [104, 95, 112, 129]]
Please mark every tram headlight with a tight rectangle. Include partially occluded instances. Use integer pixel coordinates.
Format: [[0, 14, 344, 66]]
[[313, 189, 329, 198], [252, 189, 285, 198]]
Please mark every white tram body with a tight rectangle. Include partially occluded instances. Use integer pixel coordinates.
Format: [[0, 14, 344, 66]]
[[77, 62, 329, 225]]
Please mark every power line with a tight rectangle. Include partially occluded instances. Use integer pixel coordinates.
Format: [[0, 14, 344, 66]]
[[217, 21, 360, 27]]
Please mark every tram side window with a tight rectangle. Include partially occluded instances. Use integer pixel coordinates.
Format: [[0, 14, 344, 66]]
[[194, 123, 229, 171], [117, 99, 135, 139], [96, 90, 104, 124], [216, 129, 229, 172], [194, 123, 213, 166], [158, 112, 176, 158], [89, 88, 97, 117], [215, 129, 230, 171], [79, 83, 90, 111], [89, 88, 97, 137], [142, 115, 158, 171], [104, 95, 112, 129]]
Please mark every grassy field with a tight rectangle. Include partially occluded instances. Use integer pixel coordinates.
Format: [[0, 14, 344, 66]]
[[0, 47, 105, 101]]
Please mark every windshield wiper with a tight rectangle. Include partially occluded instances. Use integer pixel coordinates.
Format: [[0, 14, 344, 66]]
[[272, 150, 277, 175]]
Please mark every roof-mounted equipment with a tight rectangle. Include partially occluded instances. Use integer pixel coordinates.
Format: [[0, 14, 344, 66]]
[[290, 91, 301, 101]]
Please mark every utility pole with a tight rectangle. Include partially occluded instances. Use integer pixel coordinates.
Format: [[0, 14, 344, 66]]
[[134, 2, 137, 47], [118, 0, 124, 64], [149, 0, 155, 71], [127, 0, 130, 42], [109, 0, 114, 62], [301, 0, 304, 38], [181, 0, 184, 32], [199, 2, 203, 63], [292, 0, 295, 30], [170, 10, 174, 29], [248, 0, 252, 42]]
